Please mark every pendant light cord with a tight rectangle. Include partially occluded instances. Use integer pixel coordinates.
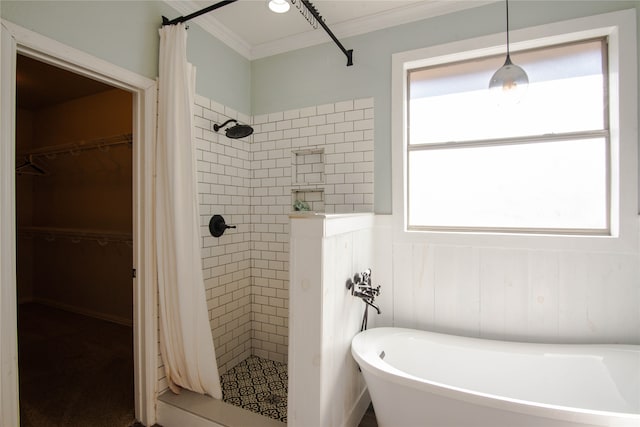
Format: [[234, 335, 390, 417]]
[[505, 0, 511, 57]]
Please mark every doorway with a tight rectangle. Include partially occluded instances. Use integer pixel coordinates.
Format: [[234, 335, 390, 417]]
[[15, 54, 135, 426], [1, 20, 157, 427]]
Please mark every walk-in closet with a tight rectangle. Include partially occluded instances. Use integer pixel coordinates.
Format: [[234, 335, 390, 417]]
[[15, 54, 135, 427]]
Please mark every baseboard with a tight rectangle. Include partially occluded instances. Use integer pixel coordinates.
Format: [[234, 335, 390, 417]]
[[32, 298, 133, 327], [344, 386, 371, 427]]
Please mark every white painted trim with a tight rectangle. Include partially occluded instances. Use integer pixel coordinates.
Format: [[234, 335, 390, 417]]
[[1, 20, 153, 91], [163, 0, 252, 59], [251, 0, 495, 60], [0, 21, 20, 427], [133, 75, 159, 426], [164, 0, 493, 60], [391, 9, 638, 253], [0, 19, 158, 426]]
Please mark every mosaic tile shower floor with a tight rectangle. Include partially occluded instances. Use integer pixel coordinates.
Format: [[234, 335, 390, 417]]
[[221, 356, 288, 422]]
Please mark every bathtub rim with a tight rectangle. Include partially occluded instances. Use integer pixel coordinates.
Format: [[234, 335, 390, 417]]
[[352, 327, 640, 427]]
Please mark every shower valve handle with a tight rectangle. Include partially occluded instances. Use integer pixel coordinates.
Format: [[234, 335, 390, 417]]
[[209, 214, 236, 237]]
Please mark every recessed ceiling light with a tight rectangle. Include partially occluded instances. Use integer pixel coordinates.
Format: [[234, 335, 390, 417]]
[[268, 0, 290, 14]]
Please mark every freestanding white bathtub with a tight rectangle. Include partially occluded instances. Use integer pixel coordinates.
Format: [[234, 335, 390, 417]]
[[351, 327, 640, 427]]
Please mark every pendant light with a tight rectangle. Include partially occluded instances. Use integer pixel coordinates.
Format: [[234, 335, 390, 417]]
[[489, 0, 528, 101]]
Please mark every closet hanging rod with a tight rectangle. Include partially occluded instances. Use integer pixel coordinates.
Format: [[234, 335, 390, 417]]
[[162, 0, 237, 26], [18, 226, 132, 246], [18, 134, 132, 159]]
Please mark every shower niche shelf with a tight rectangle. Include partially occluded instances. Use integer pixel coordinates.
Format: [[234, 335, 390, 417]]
[[292, 148, 324, 186], [291, 188, 324, 213]]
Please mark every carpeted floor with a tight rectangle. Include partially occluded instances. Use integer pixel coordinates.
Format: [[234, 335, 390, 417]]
[[18, 303, 136, 427], [18, 303, 375, 427], [221, 356, 288, 423]]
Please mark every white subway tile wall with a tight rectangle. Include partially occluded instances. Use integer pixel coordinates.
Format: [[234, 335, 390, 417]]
[[194, 95, 254, 376], [251, 98, 374, 361], [157, 96, 374, 391]]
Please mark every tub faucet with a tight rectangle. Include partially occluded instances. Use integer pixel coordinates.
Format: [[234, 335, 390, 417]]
[[346, 268, 382, 331], [353, 286, 380, 301], [350, 269, 380, 298], [347, 268, 382, 314]]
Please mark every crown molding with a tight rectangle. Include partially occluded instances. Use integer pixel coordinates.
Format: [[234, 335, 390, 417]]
[[165, 0, 253, 59], [164, 1, 495, 61], [251, 1, 494, 60]]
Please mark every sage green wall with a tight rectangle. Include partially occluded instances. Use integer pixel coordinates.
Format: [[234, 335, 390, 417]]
[[3, 1, 637, 213], [251, 1, 640, 213], [1, 1, 251, 115]]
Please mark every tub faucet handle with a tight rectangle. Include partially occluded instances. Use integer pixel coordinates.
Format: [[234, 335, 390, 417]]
[[353, 272, 362, 285]]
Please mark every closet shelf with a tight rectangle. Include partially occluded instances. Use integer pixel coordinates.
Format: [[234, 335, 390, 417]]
[[18, 134, 132, 159], [18, 226, 132, 246]]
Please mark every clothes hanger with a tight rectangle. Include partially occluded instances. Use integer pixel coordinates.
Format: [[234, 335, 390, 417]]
[[16, 155, 48, 176]]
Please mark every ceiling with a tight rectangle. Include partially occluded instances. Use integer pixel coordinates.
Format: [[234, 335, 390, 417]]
[[15, 1, 494, 110], [164, 0, 494, 60]]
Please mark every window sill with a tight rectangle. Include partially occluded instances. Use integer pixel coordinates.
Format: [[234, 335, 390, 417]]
[[394, 217, 638, 254]]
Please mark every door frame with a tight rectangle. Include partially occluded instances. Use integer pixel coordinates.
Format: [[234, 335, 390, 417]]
[[0, 20, 158, 426]]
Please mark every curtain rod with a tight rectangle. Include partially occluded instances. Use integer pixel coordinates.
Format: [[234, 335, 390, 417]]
[[299, 0, 353, 67], [162, 0, 238, 26], [161, 0, 353, 67]]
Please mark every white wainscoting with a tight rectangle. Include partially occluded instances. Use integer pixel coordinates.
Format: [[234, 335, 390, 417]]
[[288, 213, 374, 427], [375, 215, 640, 344]]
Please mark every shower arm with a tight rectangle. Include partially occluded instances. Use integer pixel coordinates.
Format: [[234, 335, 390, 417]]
[[213, 119, 237, 131], [162, 0, 238, 26]]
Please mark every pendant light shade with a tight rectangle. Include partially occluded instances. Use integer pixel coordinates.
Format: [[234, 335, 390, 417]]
[[489, 54, 529, 91], [489, 0, 528, 102]]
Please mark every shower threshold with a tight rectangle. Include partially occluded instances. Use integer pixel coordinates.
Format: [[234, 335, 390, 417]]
[[157, 389, 284, 427], [157, 356, 287, 427]]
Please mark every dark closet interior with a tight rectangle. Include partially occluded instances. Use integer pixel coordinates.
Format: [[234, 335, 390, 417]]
[[15, 54, 136, 427]]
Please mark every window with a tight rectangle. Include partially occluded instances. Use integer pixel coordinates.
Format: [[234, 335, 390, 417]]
[[406, 38, 610, 234]]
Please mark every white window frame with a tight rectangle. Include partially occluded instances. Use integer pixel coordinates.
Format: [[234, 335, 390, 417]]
[[391, 9, 638, 252]]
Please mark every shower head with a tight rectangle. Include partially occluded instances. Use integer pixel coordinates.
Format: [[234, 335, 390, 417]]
[[214, 119, 254, 139]]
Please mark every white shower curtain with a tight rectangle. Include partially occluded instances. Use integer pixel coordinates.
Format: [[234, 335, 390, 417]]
[[156, 23, 222, 399]]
